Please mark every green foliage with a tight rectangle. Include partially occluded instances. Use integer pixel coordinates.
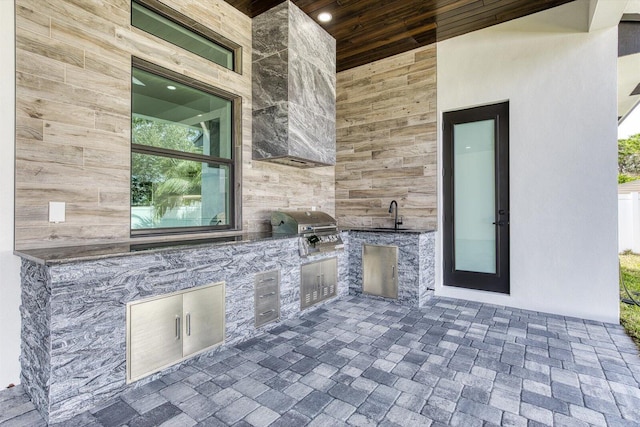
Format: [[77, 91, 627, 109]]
[[131, 176, 152, 206], [131, 117, 204, 222], [619, 133, 640, 176], [620, 253, 640, 349], [619, 174, 639, 184], [132, 116, 203, 154], [153, 166, 202, 220]]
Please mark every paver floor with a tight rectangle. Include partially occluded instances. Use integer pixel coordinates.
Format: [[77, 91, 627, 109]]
[[1, 295, 640, 426]]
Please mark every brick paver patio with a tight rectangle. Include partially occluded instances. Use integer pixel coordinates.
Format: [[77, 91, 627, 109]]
[[1, 295, 639, 426]]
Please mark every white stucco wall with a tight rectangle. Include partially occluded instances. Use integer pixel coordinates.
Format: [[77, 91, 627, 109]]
[[0, 0, 21, 387], [436, 1, 620, 323]]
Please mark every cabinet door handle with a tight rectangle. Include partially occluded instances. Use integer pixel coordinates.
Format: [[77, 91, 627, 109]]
[[392, 266, 395, 279], [260, 277, 275, 282], [259, 292, 276, 298], [260, 309, 274, 316], [186, 313, 191, 336], [175, 316, 181, 340]]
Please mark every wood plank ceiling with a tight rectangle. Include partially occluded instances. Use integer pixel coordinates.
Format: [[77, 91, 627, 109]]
[[224, 0, 575, 72]]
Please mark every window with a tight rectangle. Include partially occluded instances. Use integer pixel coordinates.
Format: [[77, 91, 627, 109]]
[[131, 0, 241, 72], [131, 58, 240, 235]]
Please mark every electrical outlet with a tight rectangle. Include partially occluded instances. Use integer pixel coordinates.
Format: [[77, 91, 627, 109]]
[[49, 202, 66, 223]]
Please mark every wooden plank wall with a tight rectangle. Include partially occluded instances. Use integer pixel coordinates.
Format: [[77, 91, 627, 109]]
[[15, 0, 335, 249], [335, 45, 437, 230]]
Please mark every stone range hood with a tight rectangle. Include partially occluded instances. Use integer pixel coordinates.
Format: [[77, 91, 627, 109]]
[[252, 1, 336, 168]]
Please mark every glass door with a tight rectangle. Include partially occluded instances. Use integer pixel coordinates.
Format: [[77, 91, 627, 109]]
[[443, 102, 510, 294]]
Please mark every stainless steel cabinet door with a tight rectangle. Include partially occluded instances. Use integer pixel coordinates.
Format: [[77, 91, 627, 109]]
[[301, 258, 337, 309], [183, 283, 225, 356], [363, 244, 398, 299], [321, 257, 337, 298], [128, 294, 183, 382], [301, 261, 321, 309]]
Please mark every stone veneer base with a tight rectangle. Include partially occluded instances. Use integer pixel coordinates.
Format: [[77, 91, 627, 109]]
[[20, 236, 348, 423], [19, 230, 434, 423], [347, 231, 435, 307]]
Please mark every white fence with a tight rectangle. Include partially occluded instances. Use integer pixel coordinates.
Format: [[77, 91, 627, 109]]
[[619, 192, 640, 253]]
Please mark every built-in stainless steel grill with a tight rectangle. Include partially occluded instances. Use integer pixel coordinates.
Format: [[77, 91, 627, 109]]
[[271, 211, 344, 257]]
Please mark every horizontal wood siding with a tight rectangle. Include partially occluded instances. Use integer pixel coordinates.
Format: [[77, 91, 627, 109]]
[[335, 45, 437, 230], [15, 0, 335, 249]]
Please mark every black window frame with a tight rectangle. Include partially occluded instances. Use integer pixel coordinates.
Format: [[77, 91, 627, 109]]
[[130, 57, 242, 237], [131, 0, 242, 73]]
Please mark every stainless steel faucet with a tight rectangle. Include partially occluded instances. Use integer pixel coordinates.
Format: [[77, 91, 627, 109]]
[[388, 200, 403, 230]]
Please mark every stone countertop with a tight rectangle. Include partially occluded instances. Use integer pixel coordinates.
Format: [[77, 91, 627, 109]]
[[14, 228, 436, 265], [346, 228, 436, 234], [14, 232, 299, 265]]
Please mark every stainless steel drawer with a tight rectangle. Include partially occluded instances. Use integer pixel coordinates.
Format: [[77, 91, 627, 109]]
[[255, 306, 279, 325], [255, 270, 280, 328], [256, 290, 278, 309], [256, 280, 278, 296], [256, 271, 278, 287]]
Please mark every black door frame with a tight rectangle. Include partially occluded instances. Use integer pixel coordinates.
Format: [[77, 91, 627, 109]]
[[443, 101, 510, 294]]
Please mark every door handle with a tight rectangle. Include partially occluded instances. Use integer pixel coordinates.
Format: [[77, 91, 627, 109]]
[[186, 313, 191, 337], [175, 315, 181, 340], [492, 221, 506, 226], [259, 292, 276, 298]]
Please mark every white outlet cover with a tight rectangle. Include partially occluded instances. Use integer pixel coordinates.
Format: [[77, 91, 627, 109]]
[[49, 202, 66, 223]]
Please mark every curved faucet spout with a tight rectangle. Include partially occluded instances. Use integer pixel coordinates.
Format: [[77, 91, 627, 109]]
[[388, 200, 402, 230]]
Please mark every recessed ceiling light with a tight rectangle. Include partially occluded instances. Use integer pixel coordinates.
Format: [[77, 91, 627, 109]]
[[167, 85, 177, 90], [318, 12, 332, 23]]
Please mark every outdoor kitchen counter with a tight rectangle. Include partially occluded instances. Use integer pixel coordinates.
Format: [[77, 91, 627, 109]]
[[15, 229, 436, 423], [346, 229, 436, 307], [13, 228, 436, 264], [346, 227, 435, 233], [14, 231, 297, 265], [16, 232, 349, 424]]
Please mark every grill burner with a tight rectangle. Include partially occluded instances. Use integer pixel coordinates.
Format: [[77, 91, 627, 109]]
[[271, 211, 344, 257]]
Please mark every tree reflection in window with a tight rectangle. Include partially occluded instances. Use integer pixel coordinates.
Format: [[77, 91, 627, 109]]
[[131, 63, 234, 233]]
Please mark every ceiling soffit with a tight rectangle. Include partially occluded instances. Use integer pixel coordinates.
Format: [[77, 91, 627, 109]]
[[224, 0, 575, 72]]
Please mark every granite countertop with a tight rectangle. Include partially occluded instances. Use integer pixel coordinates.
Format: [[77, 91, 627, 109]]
[[15, 228, 436, 265], [14, 232, 299, 265], [347, 228, 436, 234]]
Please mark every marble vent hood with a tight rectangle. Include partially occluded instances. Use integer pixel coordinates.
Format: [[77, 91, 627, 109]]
[[252, 1, 336, 168]]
